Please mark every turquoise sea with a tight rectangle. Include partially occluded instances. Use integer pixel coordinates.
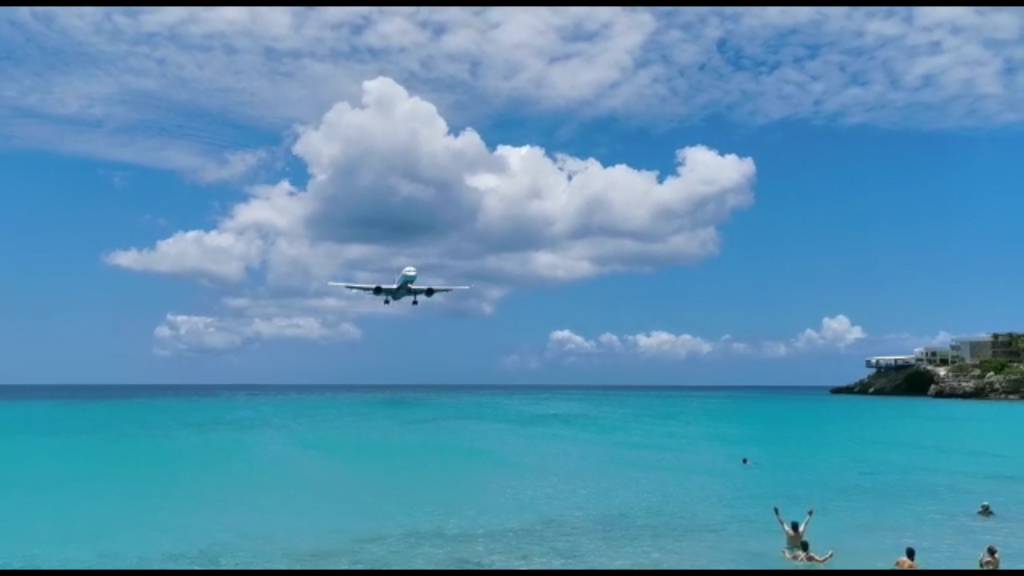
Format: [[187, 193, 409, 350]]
[[0, 385, 1019, 569]]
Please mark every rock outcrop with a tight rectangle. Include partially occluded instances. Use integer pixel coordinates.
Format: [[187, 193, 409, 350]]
[[830, 365, 1024, 400], [926, 369, 1024, 400], [829, 366, 937, 396]]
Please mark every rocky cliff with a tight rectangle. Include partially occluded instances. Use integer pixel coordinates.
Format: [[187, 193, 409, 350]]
[[829, 366, 937, 396], [830, 365, 1024, 400], [927, 368, 1024, 399]]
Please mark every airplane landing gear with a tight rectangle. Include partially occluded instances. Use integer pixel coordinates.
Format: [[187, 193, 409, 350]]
[[384, 299, 391, 305], [412, 298, 419, 306]]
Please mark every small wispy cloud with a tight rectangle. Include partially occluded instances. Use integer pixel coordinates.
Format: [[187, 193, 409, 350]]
[[152, 312, 361, 357]]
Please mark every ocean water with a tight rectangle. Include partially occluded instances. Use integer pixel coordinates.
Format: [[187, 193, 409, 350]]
[[0, 385, 1020, 569]]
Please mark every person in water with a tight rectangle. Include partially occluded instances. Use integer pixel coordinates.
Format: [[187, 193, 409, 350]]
[[979, 545, 1000, 570], [782, 540, 833, 564], [774, 506, 814, 549], [894, 546, 918, 569], [742, 457, 748, 465], [978, 502, 995, 517]]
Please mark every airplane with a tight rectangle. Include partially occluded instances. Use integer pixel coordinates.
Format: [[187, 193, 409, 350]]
[[327, 266, 470, 306]]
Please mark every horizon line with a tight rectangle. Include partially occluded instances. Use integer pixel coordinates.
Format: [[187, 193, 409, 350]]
[[0, 383, 833, 388]]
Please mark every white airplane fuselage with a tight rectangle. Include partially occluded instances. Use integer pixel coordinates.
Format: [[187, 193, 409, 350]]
[[387, 267, 419, 301]]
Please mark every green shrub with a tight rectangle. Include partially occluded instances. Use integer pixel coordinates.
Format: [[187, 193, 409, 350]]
[[1003, 364, 1024, 378], [949, 363, 972, 375], [978, 357, 1014, 375]]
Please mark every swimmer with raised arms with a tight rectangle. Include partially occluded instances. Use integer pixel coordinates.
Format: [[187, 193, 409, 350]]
[[774, 506, 813, 551]]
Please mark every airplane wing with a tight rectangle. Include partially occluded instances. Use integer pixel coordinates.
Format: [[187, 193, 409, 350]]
[[327, 282, 391, 293], [408, 285, 471, 295]]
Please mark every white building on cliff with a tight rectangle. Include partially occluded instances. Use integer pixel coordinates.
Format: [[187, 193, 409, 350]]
[[866, 334, 1000, 372], [949, 336, 994, 364]]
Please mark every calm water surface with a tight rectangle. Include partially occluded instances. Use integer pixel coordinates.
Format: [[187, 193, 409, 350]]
[[0, 385, 1019, 569]]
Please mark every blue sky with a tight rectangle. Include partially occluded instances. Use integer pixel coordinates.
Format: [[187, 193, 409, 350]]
[[2, 7, 1023, 385]]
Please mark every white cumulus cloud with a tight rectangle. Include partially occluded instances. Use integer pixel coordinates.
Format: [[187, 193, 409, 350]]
[[2, 7, 1023, 176], [526, 314, 907, 367], [792, 314, 867, 350], [103, 76, 757, 352]]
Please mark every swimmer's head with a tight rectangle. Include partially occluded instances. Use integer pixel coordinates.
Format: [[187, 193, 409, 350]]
[[905, 547, 916, 561], [799, 540, 810, 552], [791, 520, 800, 533], [986, 545, 998, 557], [980, 502, 990, 511], [742, 457, 748, 465]]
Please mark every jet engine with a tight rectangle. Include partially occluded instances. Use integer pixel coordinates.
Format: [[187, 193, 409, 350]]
[[372, 286, 383, 296], [424, 287, 436, 298]]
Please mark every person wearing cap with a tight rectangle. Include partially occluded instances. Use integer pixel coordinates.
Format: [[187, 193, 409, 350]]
[[978, 502, 995, 517], [979, 545, 1000, 570], [894, 546, 918, 569]]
